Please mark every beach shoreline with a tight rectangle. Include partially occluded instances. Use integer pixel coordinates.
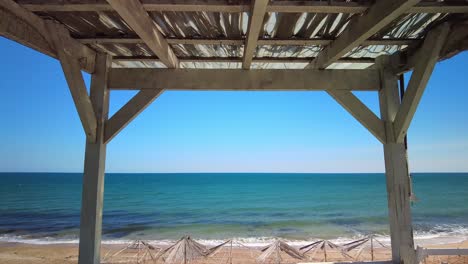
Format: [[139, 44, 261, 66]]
[[1, 239, 468, 264]]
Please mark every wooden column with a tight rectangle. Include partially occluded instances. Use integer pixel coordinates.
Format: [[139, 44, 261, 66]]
[[78, 54, 111, 264], [377, 56, 416, 264]]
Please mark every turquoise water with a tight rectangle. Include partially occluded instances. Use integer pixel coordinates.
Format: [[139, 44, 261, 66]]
[[0, 173, 467, 244]]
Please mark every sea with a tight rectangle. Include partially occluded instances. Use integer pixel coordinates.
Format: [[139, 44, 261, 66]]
[[0, 172, 467, 247]]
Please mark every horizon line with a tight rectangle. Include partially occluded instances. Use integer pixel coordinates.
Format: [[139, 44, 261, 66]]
[[1, 171, 467, 174]]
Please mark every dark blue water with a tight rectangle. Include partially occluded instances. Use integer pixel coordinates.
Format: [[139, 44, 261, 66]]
[[0, 173, 467, 244]]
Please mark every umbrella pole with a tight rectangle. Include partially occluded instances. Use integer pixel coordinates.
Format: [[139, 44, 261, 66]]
[[323, 242, 327, 262], [276, 245, 280, 264], [371, 236, 374, 261], [229, 240, 232, 264]]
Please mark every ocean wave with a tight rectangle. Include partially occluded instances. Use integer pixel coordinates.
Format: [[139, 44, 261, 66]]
[[1, 225, 468, 247]]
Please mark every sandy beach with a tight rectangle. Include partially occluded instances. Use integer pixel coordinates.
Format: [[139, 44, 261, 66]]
[[0, 240, 467, 264]]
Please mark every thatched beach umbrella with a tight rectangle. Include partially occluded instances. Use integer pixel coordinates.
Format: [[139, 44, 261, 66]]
[[300, 240, 351, 262], [102, 240, 160, 264], [155, 236, 209, 264], [256, 240, 305, 264], [342, 235, 387, 261], [205, 240, 234, 264]]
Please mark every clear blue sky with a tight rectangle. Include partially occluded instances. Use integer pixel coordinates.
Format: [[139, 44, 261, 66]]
[[0, 37, 467, 173]]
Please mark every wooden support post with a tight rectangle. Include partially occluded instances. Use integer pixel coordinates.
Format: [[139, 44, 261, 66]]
[[393, 23, 450, 143], [327, 90, 386, 144], [46, 21, 98, 142], [104, 89, 164, 143], [78, 54, 111, 264], [377, 56, 416, 264]]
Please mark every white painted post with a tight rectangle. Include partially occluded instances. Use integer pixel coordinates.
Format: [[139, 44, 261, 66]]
[[377, 56, 416, 264], [78, 54, 111, 264]]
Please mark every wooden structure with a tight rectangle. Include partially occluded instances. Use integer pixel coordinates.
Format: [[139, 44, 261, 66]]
[[1, 1, 468, 263], [416, 246, 468, 263]]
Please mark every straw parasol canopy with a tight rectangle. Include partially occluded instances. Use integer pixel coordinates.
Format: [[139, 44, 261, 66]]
[[342, 234, 388, 261], [155, 236, 209, 264], [256, 240, 305, 264], [102, 240, 160, 264], [300, 239, 351, 262]]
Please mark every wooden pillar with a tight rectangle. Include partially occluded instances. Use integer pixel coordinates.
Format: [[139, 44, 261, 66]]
[[78, 54, 111, 264], [377, 56, 416, 264]]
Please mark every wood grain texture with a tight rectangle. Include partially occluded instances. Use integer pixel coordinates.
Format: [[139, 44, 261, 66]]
[[104, 89, 164, 143], [393, 23, 450, 143], [306, 0, 420, 69], [107, 0, 179, 68], [108, 69, 380, 91], [328, 90, 385, 143]]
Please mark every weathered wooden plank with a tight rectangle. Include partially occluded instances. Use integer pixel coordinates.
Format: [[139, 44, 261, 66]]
[[78, 54, 111, 264], [104, 89, 163, 143], [327, 90, 385, 143], [0, 0, 95, 72], [299, 261, 392, 264], [107, 0, 179, 68], [77, 37, 419, 47], [112, 56, 375, 64], [242, 0, 269, 69], [18, 1, 468, 13], [306, 0, 420, 69], [417, 246, 468, 263], [377, 55, 416, 264], [108, 69, 380, 91], [393, 23, 450, 143], [46, 21, 98, 141]]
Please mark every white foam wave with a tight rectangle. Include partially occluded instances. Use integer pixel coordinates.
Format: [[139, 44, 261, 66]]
[[1, 225, 467, 247]]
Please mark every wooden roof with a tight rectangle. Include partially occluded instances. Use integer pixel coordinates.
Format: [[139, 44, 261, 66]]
[[4, 0, 468, 70]]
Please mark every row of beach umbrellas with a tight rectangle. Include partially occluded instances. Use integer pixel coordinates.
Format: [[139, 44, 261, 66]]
[[102, 235, 387, 264]]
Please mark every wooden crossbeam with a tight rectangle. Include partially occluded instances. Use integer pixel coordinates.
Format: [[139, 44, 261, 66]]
[[112, 56, 375, 64], [393, 23, 450, 143], [77, 37, 419, 47], [46, 21, 98, 141], [18, 1, 468, 14], [104, 89, 164, 143], [242, 0, 269, 69], [108, 69, 380, 91], [306, 0, 420, 70], [107, 0, 179, 68], [0, 0, 95, 73], [327, 90, 385, 143]]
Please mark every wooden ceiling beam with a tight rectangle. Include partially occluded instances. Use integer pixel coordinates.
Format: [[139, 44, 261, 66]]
[[108, 68, 380, 91], [242, 0, 269, 69], [0, 0, 96, 73], [77, 37, 419, 46], [112, 56, 375, 64], [306, 0, 420, 70], [106, 0, 179, 68], [17, 1, 468, 14]]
